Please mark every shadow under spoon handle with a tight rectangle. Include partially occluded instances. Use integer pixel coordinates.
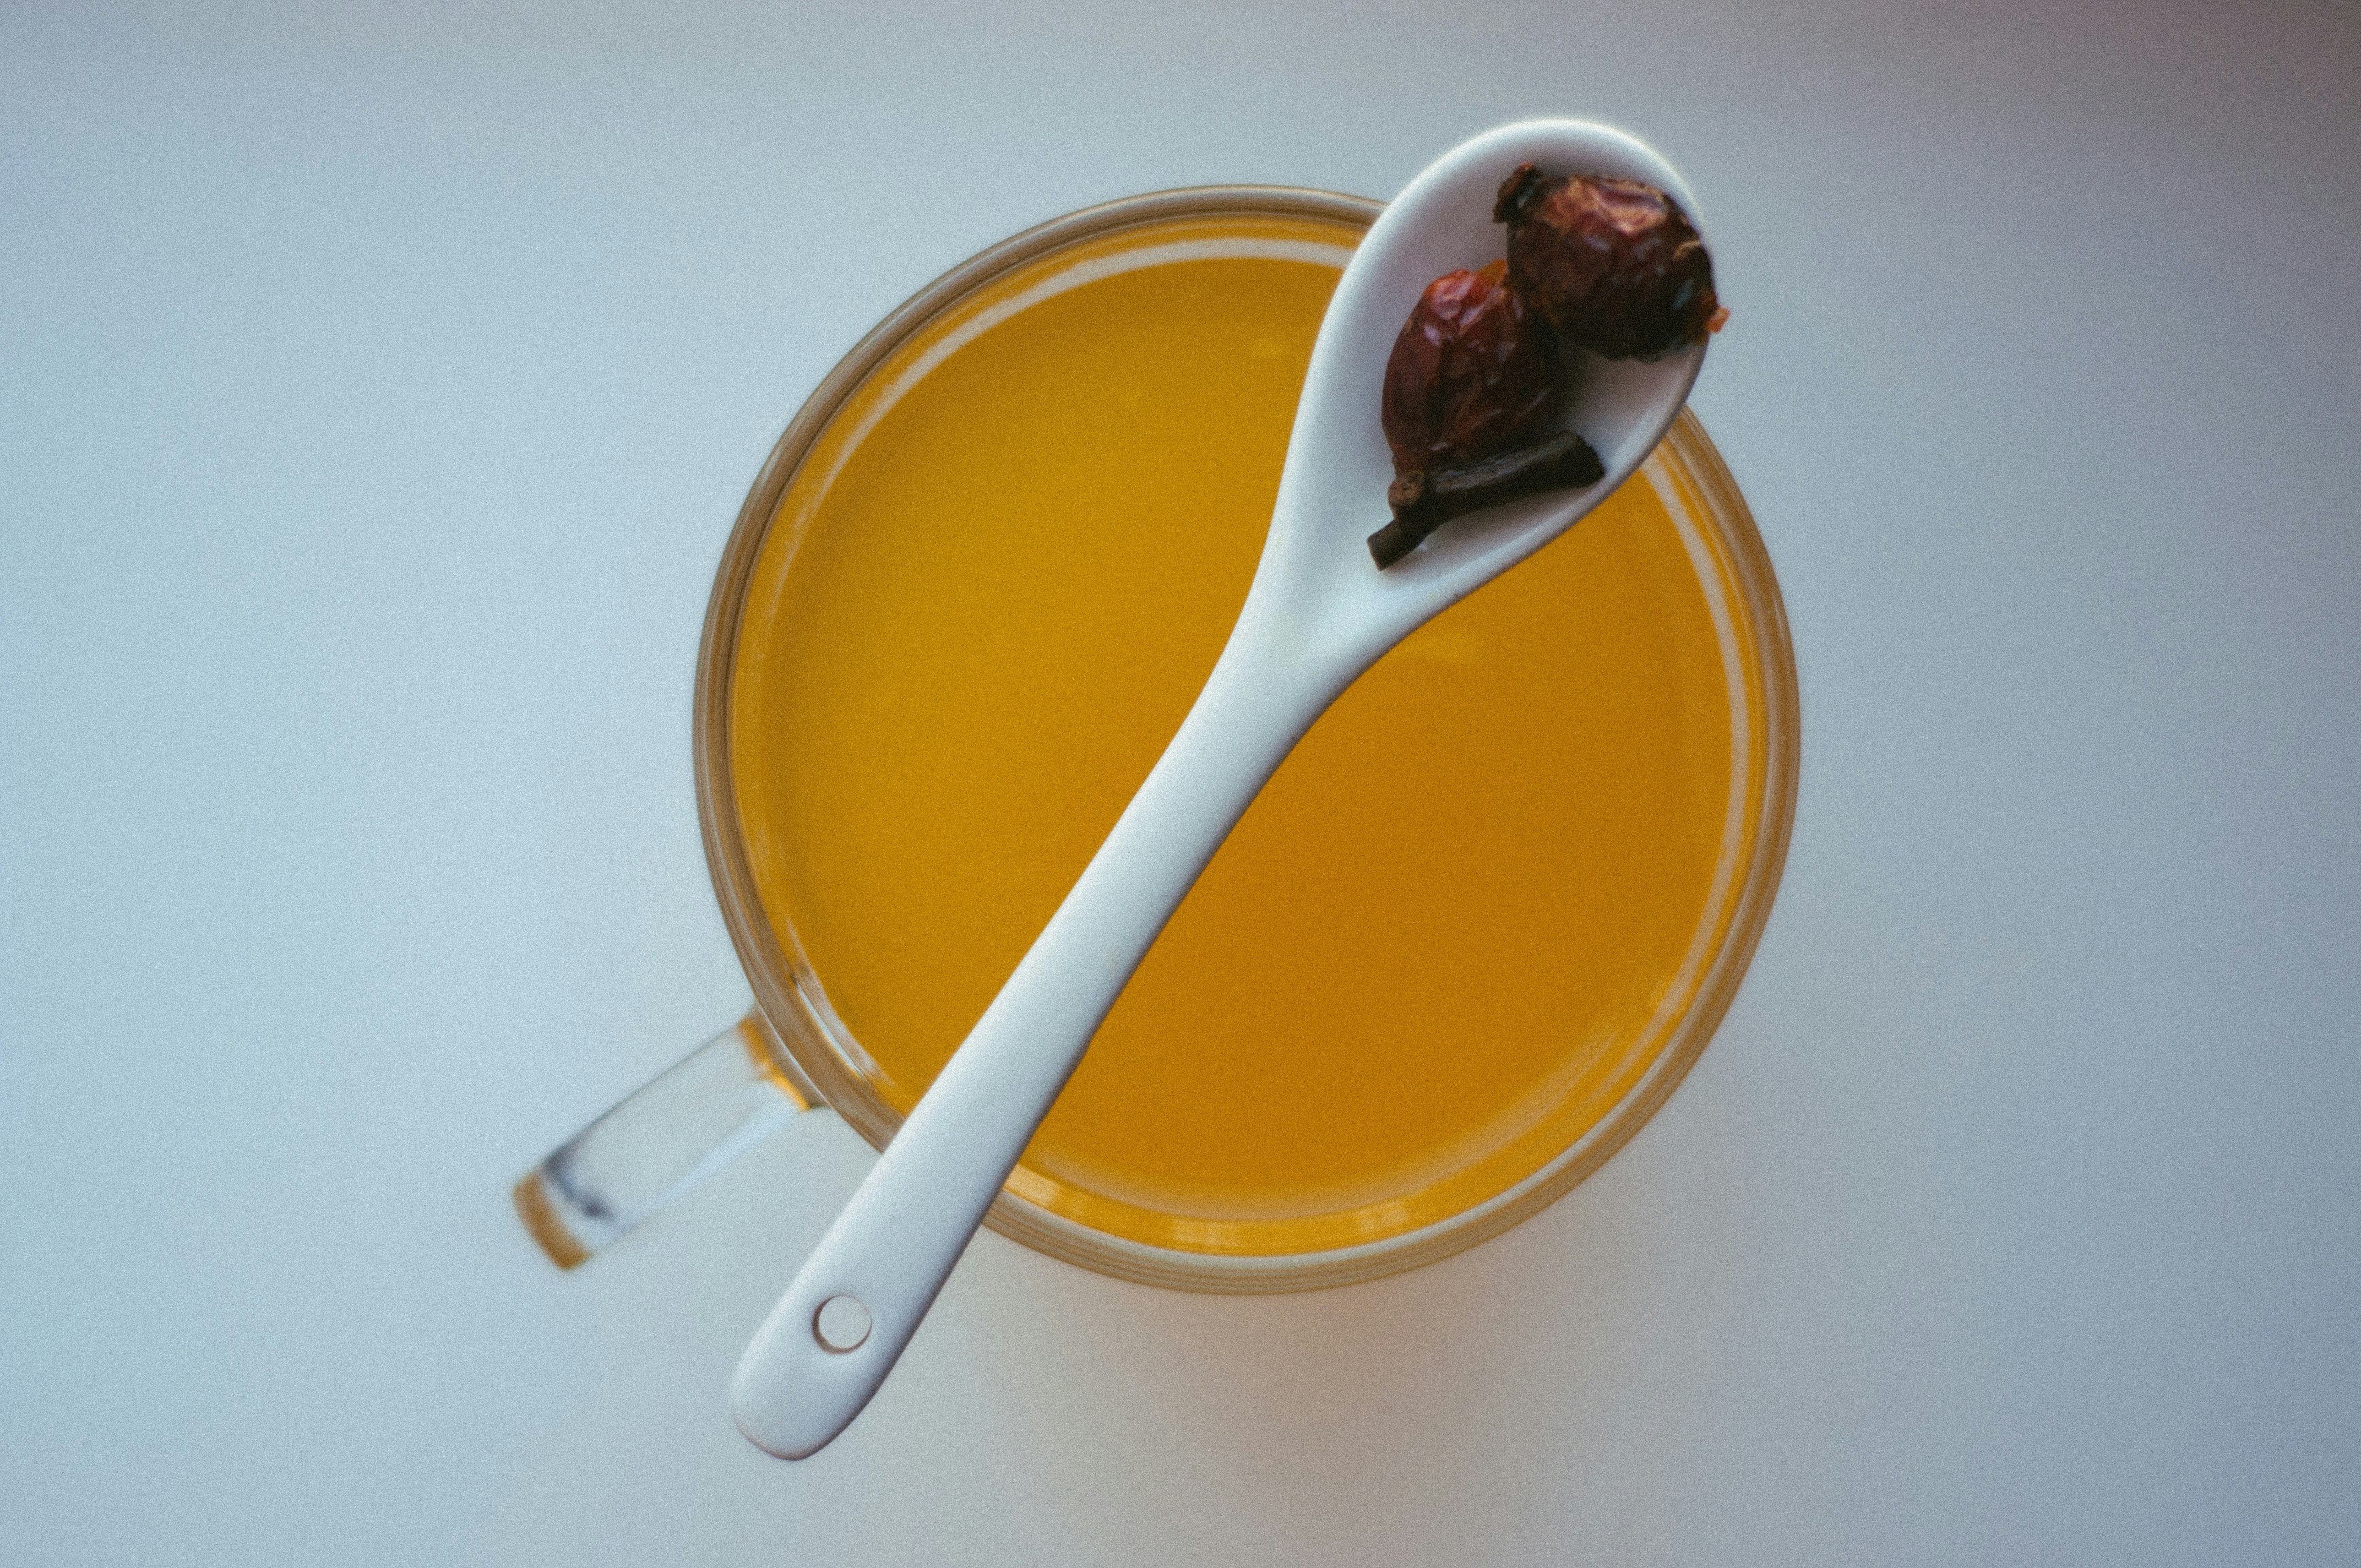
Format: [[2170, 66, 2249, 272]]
[[729, 631, 1323, 1459]]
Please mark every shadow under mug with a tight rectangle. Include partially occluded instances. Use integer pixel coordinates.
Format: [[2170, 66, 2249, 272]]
[[514, 185, 1799, 1293]]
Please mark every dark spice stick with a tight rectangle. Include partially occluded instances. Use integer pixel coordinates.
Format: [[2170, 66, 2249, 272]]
[[1367, 428, 1605, 569]]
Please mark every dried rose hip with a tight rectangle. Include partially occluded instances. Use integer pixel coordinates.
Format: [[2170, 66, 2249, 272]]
[[1493, 164, 1724, 361], [1380, 258, 1559, 477]]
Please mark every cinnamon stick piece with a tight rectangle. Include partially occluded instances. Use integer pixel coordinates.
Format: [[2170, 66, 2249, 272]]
[[1366, 428, 1605, 569]]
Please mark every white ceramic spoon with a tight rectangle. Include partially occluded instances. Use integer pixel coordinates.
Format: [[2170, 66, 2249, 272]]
[[731, 118, 1712, 1460]]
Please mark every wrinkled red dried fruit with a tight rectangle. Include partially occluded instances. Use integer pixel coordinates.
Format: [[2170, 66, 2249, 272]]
[[1494, 164, 1723, 361], [1379, 258, 1560, 477]]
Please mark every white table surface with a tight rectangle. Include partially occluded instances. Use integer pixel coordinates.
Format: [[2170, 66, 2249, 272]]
[[6, 3, 2358, 1563]]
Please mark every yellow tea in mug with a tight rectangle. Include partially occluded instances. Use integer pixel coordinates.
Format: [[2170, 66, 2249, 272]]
[[730, 213, 1775, 1257]]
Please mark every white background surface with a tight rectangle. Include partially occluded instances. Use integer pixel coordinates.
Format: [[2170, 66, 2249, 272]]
[[5, 2, 2358, 1563]]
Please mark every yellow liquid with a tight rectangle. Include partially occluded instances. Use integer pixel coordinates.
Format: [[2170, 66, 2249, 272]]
[[732, 214, 1766, 1255]]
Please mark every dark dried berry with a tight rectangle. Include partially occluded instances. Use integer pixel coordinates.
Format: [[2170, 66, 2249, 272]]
[[1379, 258, 1560, 477], [1494, 164, 1724, 361]]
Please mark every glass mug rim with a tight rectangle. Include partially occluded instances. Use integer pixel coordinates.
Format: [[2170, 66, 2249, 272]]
[[691, 184, 1799, 1293]]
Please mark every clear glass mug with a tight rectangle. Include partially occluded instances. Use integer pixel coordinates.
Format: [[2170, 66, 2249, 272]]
[[513, 186, 1799, 1292]]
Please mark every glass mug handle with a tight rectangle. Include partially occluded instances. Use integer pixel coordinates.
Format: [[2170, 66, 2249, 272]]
[[512, 1012, 823, 1268]]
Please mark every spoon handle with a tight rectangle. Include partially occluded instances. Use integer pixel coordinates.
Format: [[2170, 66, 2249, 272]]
[[730, 619, 1335, 1459]]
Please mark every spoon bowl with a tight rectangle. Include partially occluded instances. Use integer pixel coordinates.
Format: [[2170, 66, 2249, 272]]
[[730, 118, 1712, 1461], [1256, 119, 1706, 681]]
